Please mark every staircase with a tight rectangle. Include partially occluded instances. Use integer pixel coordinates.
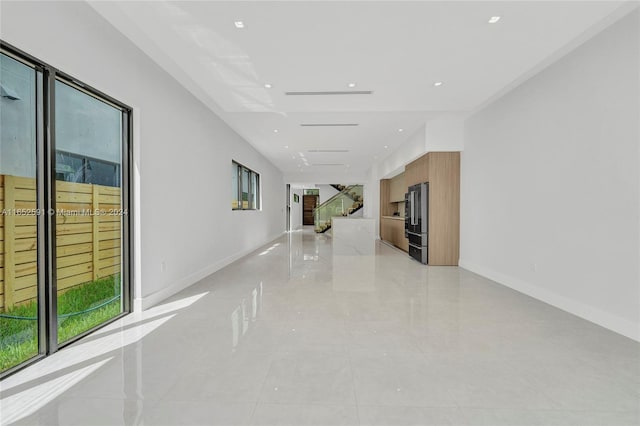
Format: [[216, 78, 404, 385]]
[[314, 185, 364, 233]]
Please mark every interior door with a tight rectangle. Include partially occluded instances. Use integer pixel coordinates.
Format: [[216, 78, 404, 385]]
[[302, 195, 318, 225]]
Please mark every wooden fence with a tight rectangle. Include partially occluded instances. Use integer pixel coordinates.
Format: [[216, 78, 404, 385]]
[[0, 174, 121, 311]]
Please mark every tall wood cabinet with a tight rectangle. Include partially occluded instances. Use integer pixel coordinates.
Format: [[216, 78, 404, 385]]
[[404, 152, 460, 266], [379, 178, 409, 252]]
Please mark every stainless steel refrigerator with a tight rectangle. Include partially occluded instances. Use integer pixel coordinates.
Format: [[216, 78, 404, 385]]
[[404, 182, 429, 264]]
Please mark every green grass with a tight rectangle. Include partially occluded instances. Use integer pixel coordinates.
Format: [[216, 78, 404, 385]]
[[0, 276, 121, 373]]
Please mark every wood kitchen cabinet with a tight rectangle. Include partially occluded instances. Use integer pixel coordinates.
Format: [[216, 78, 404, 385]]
[[380, 217, 408, 252], [405, 155, 429, 187], [389, 173, 406, 202], [388, 151, 460, 265]]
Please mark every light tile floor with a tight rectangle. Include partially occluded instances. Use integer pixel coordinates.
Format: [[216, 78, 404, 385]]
[[1, 228, 639, 425]]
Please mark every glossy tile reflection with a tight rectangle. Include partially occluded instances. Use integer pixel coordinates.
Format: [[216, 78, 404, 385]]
[[1, 228, 639, 425]]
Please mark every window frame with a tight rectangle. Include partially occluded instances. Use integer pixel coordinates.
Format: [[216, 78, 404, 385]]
[[0, 40, 133, 379], [232, 160, 260, 211]]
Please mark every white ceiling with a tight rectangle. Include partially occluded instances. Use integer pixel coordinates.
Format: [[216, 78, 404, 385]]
[[90, 0, 627, 181]]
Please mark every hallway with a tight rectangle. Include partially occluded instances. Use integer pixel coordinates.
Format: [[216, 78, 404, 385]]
[[1, 229, 639, 425]]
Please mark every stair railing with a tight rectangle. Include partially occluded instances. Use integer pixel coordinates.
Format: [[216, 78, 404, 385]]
[[313, 184, 363, 233]]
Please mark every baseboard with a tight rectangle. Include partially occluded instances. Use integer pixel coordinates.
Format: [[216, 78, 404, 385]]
[[458, 259, 640, 342], [140, 232, 285, 310]]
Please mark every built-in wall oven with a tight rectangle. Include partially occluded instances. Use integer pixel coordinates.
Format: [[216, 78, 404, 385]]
[[404, 182, 429, 264]]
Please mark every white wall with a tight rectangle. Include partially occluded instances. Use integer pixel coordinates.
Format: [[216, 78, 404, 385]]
[[317, 184, 340, 204], [425, 116, 465, 153], [1, 1, 285, 309], [460, 11, 640, 340], [376, 125, 427, 180], [290, 188, 303, 230]]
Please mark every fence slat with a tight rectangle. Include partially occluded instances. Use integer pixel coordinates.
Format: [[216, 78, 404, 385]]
[[99, 239, 120, 250], [15, 225, 37, 239], [56, 223, 93, 236], [98, 222, 120, 232], [99, 264, 120, 277], [56, 215, 92, 225], [14, 274, 37, 291], [98, 256, 120, 270], [13, 286, 36, 305], [57, 243, 92, 257], [15, 238, 36, 252], [13, 188, 36, 202], [15, 262, 37, 278], [12, 176, 36, 190], [98, 247, 121, 260], [15, 216, 38, 227], [56, 180, 92, 194], [56, 233, 93, 247], [15, 250, 37, 265], [98, 230, 121, 241], [57, 191, 92, 204], [58, 262, 92, 280], [57, 252, 92, 268]]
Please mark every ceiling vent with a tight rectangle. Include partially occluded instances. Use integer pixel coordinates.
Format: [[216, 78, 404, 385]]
[[308, 149, 350, 153], [285, 91, 373, 96], [300, 123, 359, 127]]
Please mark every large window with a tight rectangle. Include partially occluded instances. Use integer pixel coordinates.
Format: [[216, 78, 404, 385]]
[[0, 43, 132, 377], [232, 161, 260, 210]]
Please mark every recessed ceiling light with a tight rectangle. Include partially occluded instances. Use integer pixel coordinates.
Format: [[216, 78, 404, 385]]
[[284, 145, 288, 149], [398, 128, 404, 132], [348, 82, 356, 88], [434, 81, 443, 87], [273, 129, 278, 133], [488, 16, 501, 24], [384, 145, 388, 149], [264, 83, 272, 89], [234, 21, 245, 29]]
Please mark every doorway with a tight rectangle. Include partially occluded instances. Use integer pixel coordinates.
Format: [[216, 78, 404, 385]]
[[286, 184, 291, 231], [302, 194, 318, 225]]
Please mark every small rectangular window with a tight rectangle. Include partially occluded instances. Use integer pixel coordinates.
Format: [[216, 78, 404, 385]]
[[232, 161, 260, 210], [231, 162, 239, 209], [250, 172, 258, 209]]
